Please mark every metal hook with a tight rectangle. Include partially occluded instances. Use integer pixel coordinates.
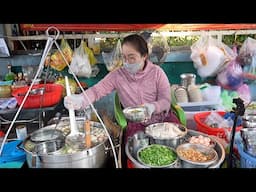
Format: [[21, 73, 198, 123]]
[[45, 26, 60, 40], [62, 32, 65, 39], [234, 31, 239, 45]]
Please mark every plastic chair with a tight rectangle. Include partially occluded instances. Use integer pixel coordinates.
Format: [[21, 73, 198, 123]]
[[114, 92, 127, 130], [170, 90, 187, 126], [114, 91, 186, 129]]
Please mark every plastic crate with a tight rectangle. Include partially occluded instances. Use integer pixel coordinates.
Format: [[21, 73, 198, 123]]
[[236, 139, 256, 168], [12, 84, 63, 109], [194, 111, 242, 140]]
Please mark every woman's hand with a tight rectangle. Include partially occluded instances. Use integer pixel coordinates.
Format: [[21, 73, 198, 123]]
[[143, 103, 155, 121], [64, 94, 84, 110]]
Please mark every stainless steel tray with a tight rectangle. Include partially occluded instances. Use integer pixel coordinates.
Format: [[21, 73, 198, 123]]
[[125, 129, 225, 168]]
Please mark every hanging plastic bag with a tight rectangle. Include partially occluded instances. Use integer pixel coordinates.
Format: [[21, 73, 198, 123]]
[[69, 40, 92, 78], [243, 54, 256, 82], [236, 84, 251, 105], [102, 39, 123, 72], [190, 35, 236, 78], [217, 59, 243, 90], [237, 37, 256, 66], [83, 41, 97, 66], [147, 32, 170, 64], [50, 38, 73, 71], [220, 90, 239, 112]]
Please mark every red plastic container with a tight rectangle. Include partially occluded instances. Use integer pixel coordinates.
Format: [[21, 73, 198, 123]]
[[194, 111, 242, 141], [12, 84, 63, 109]]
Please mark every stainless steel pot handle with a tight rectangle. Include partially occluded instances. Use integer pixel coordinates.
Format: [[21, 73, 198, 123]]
[[104, 143, 120, 152], [31, 153, 41, 168]]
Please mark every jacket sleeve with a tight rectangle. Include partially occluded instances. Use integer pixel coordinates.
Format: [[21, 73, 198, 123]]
[[80, 72, 117, 107], [151, 68, 171, 114]]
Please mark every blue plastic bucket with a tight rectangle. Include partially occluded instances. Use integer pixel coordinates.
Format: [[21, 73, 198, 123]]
[[236, 139, 256, 168]]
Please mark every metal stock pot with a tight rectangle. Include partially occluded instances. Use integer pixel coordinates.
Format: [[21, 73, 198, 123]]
[[22, 118, 110, 168]]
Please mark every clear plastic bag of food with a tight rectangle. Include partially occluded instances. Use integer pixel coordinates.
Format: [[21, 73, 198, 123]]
[[204, 111, 229, 128], [102, 39, 123, 71], [50, 38, 73, 71], [217, 59, 243, 90], [237, 37, 256, 66], [147, 32, 170, 64], [69, 40, 92, 78], [190, 34, 236, 78], [83, 41, 97, 66], [236, 84, 251, 105]]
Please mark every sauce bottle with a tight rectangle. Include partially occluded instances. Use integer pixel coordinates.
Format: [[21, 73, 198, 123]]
[[4, 64, 16, 81]]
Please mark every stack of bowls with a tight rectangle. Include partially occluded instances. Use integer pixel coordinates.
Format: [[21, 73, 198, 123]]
[[242, 114, 256, 128], [240, 128, 256, 156], [174, 86, 189, 103], [187, 84, 203, 102]]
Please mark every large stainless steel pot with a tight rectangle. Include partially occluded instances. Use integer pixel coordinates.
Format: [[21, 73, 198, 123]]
[[24, 140, 108, 168], [22, 118, 110, 168]]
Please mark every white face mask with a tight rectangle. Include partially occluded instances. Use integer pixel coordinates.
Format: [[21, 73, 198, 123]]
[[123, 62, 142, 74]]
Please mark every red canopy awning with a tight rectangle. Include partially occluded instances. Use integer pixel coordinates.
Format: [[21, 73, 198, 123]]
[[20, 24, 256, 32], [20, 24, 165, 32]]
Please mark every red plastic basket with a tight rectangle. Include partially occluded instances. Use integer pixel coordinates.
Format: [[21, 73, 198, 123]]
[[193, 111, 242, 141], [12, 84, 63, 109]]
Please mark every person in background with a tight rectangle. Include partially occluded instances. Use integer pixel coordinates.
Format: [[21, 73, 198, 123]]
[[64, 34, 180, 143]]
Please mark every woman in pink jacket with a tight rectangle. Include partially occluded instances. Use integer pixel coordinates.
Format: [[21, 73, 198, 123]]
[[64, 34, 180, 143]]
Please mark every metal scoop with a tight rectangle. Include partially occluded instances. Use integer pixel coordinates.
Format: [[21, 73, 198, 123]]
[[50, 112, 62, 139]]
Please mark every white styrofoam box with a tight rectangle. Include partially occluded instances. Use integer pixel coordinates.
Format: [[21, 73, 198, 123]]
[[201, 86, 221, 102]]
